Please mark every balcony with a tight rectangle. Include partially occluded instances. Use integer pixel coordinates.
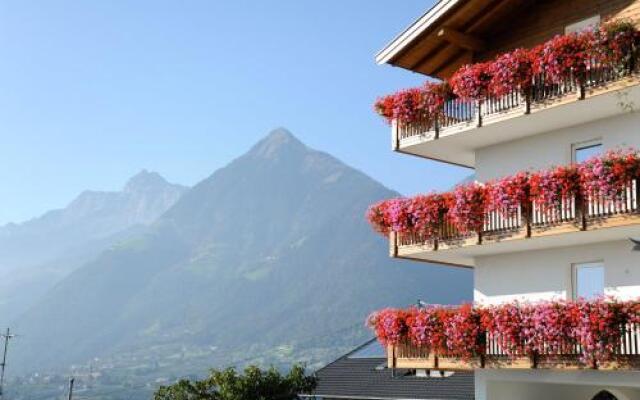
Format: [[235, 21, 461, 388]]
[[392, 75, 640, 167], [367, 150, 640, 268], [391, 179, 640, 268], [367, 301, 640, 372], [377, 23, 640, 167], [388, 324, 640, 371]]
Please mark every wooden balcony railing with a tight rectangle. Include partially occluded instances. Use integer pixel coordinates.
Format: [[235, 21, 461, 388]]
[[393, 180, 640, 253], [388, 323, 640, 371], [393, 57, 638, 146]]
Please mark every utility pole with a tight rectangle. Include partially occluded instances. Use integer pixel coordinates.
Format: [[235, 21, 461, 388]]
[[67, 377, 75, 400], [0, 328, 15, 399]]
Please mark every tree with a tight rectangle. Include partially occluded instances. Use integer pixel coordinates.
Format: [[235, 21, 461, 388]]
[[154, 364, 316, 400]]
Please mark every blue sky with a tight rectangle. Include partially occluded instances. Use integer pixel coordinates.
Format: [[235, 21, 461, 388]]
[[0, 1, 471, 225]]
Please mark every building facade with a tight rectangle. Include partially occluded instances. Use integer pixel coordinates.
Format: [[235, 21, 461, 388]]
[[372, 1, 640, 399]]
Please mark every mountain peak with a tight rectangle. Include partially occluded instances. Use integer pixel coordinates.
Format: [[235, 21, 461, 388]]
[[124, 170, 171, 193], [248, 128, 306, 159]]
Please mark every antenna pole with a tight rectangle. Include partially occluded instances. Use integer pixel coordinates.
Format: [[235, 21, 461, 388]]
[[0, 328, 15, 398], [68, 377, 75, 400]]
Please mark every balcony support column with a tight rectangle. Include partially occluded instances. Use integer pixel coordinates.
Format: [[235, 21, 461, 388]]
[[387, 345, 396, 369], [523, 198, 532, 238], [578, 194, 588, 231], [635, 178, 640, 212], [389, 232, 398, 257], [524, 87, 532, 115], [391, 120, 399, 151]]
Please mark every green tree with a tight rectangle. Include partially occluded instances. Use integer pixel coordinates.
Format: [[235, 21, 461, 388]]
[[154, 364, 316, 400]]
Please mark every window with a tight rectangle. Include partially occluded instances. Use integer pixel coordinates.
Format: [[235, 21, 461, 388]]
[[573, 262, 605, 300], [572, 140, 602, 163], [565, 15, 601, 34]]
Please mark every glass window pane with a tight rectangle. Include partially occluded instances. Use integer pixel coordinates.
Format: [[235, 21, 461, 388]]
[[575, 262, 604, 300], [574, 143, 602, 163]]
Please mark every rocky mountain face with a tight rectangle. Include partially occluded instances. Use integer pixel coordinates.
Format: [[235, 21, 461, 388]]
[[11, 129, 472, 377], [0, 170, 187, 322]]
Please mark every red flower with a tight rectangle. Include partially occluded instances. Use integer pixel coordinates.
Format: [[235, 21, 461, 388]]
[[532, 31, 593, 85], [450, 62, 493, 101], [448, 183, 490, 233], [489, 48, 534, 97]]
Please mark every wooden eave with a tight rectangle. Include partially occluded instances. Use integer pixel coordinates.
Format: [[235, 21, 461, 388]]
[[376, 0, 534, 79]]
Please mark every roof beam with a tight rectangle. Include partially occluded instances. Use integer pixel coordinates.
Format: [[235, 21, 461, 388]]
[[437, 27, 486, 52]]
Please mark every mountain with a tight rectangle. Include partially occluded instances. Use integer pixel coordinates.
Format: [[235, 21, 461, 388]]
[[12, 128, 472, 379], [0, 171, 187, 322]]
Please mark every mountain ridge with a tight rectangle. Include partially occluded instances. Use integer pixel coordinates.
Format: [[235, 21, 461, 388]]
[[12, 128, 472, 380], [0, 170, 188, 323]]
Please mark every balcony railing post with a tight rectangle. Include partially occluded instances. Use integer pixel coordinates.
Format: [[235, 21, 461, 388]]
[[524, 87, 532, 115], [577, 194, 587, 231], [577, 72, 586, 100], [389, 231, 398, 257], [434, 116, 440, 140], [387, 344, 396, 369], [635, 178, 640, 213], [523, 198, 532, 238], [476, 101, 483, 127], [391, 120, 399, 151]]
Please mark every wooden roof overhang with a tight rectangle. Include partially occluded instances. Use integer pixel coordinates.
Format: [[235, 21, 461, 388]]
[[376, 0, 533, 79]]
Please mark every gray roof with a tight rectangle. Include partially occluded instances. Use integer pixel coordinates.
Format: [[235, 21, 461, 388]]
[[304, 340, 474, 400]]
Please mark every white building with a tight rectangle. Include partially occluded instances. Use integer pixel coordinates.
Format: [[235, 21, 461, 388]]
[[374, 1, 640, 399]]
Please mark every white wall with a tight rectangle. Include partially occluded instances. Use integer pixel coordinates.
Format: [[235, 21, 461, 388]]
[[476, 370, 640, 400], [475, 240, 640, 304], [475, 112, 640, 181]]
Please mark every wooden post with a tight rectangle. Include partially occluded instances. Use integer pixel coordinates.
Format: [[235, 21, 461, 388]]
[[635, 178, 640, 213], [387, 344, 396, 369], [524, 87, 532, 115], [389, 232, 398, 257], [523, 197, 532, 238], [434, 117, 440, 140], [476, 101, 483, 127], [391, 120, 399, 151], [575, 194, 587, 230]]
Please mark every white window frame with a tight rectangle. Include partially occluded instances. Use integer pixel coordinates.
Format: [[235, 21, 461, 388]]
[[571, 139, 602, 163], [571, 261, 605, 300], [565, 15, 601, 34]]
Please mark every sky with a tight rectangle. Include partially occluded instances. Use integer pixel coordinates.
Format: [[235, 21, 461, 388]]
[[0, 1, 471, 225]]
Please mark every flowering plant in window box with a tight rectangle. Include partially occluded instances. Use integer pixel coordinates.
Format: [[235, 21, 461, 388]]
[[366, 308, 409, 346], [406, 306, 448, 352], [368, 298, 640, 367], [533, 31, 593, 86], [448, 183, 490, 234], [528, 164, 580, 214], [579, 148, 640, 201], [450, 62, 493, 101], [407, 193, 451, 239], [487, 172, 530, 217], [489, 48, 534, 98], [595, 20, 640, 71]]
